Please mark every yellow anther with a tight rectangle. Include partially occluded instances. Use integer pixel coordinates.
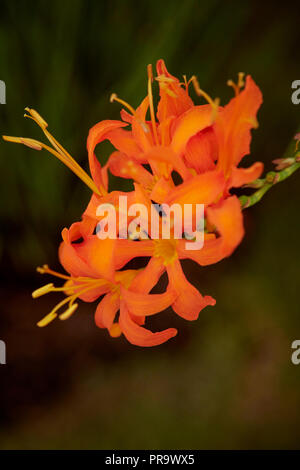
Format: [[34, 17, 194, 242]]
[[24, 107, 48, 129], [32, 283, 54, 298], [2, 136, 43, 151], [37, 312, 57, 327], [59, 303, 78, 321], [227, 73, 245, 96], [238, 72, 245, 89]]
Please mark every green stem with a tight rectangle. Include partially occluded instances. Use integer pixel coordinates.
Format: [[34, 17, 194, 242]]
[[239, 150, 300, 209]]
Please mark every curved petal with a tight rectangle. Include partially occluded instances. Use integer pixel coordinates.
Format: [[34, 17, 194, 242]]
[[121, 286, 177, 317], [108, 151, 153, 187], [206, 195, 244, 257], [87, 119, 128, 190], [95, 293, 120, 329], [184, 126, 217, 173], [150, 176, 175, 204], [178, 196, 244, 265], [129, 257, 165, 293], [59, 228, 101, 278], [114, 239, 154, 269], [60, 228, 115, 281], [132, 97, 153, 152], [144, 145, 190, 181], [119, 301, 177, 347], [165, 169, 225, 206], [229, 161, 264, 188], [215, 75, 263, 175], [156, 59, 193, 122], [105, 128, 142, 159], [74, 236, 116, 281], [167, 259, 215, 320], [171, 105, 213, 156]]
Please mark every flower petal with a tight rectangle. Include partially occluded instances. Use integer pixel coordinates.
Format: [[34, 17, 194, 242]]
[[184, 126, 217, 173], [229, 161, 264, 188], [121, 286, 177, 317], [132, 97, 153, 152], [95, 293, 119, 330], [129, 257, 165, 293], [119, 302, 177, 347], [114, 239, 154, 269], [105, 128, 142, 160], [108, 151, 153, 187], [59, 228, 100, 278], [156, 59, 193, 122], [206, 195, 244, 256], [167, 259, 215, 320], [171, 105, 213, 156], [87, 119, 128, 190], [215, 75, 263, 175], [144, 145, 190, 181], [178, 196, 244, 266], [74, 236, 116, 281], [165, 169, 225, 206]]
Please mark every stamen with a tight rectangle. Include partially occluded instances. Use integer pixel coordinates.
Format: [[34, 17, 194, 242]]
[[182, 74, 188, 89], [32, 283, 54, 298], [227, 73, 245, 96], [37, 265, 70, 280], [191, 76, 217, 108], [3, 133, 101, 195], [24, 108, 48, 129], [3, 107, 103, 196], [59, 303, 78, 321], [3, 136, 42, 151], [110, 93, 136, 115], [37, 312, 57, 327], [238, 72, 245, 89], [191, 76, 220, 122], [147, 64, 159, 145]]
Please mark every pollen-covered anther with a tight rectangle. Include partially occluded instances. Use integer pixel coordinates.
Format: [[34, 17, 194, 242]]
[[227, 73, 245, 95], [2, 135, 43, 151], [59, 303, 78, 321], [32, 283, 54, 298], [24, 107, 48, 129], [37, 312, 57, 328]]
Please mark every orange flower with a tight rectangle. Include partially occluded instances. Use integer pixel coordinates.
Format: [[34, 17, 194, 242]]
[[2, 60, 266, 347], [34, 223, 177, 347]]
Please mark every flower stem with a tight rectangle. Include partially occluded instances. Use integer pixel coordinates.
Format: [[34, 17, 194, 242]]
[[239, 150, 300, 209]]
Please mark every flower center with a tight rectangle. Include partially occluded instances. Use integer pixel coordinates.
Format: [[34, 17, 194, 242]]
[[153, 239, 178, 265]]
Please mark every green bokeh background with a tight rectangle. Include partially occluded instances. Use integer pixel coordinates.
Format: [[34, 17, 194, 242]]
[[0, 0, 300, 449]]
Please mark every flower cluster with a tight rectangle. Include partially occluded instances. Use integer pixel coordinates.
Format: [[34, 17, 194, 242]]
[[3, 60, 266, 346]]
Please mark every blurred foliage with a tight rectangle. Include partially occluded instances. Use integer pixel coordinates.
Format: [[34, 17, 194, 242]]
[[0, 0, 300, 450]]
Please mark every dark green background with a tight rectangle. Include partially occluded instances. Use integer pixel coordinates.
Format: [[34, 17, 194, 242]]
[[0, 0, 300, 449]]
